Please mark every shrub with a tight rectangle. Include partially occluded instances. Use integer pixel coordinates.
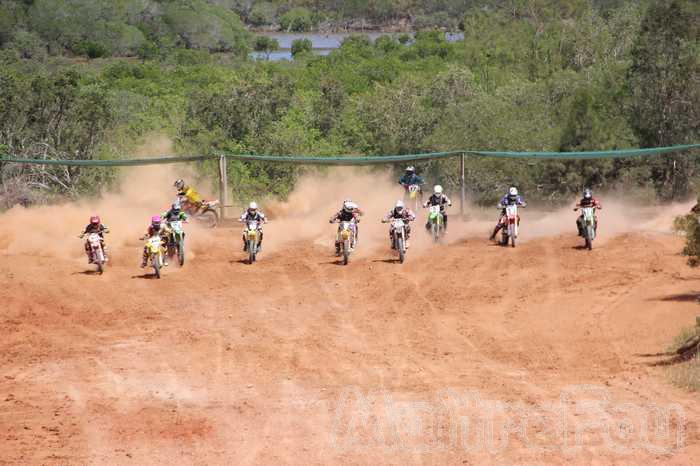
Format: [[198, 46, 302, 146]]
[[291, 38, 312, 58], [279, 7, 313, 32]]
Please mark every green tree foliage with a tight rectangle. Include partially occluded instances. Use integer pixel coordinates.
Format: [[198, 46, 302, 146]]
[[0, 68, 116, 204], [628, 0, 700, 200], [0, 0, 698, 210], [279, 7, 313, 32], [253, 35, 279, 59], [291, 38, 312, 58]]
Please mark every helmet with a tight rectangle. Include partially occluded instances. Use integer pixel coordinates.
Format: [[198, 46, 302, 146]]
[[248, 201, 258, 212], [406, 166, 415, 173], [395, 200, 405, 212], [343, 200, 354, 212], [434, 185, 443, 195], [174, 179, 185, 190], [509, 187, 518, 196], [583, 188, 592, 199], [151, 215, 161, 227], [171, 201, 181, 210], [90, 215, 100, 224]]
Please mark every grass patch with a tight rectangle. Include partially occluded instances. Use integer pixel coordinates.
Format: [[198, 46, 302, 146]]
[[668, 353, 700, 392], [666, 326, 699, 352], [667, 326, 700, 392]]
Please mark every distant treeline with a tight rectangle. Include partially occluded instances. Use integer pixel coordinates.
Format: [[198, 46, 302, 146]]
[[0, 1, 697, 208]]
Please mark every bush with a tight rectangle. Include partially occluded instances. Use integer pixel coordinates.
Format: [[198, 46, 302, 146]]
[[249, 2, 276, 27], [674, 213, 700, 266], [279, 7, 313, 32], [6, 30, 46, 60], [291, 38, 312, 58], [73, 40, 109, 59], [253, 36, 279, 59]]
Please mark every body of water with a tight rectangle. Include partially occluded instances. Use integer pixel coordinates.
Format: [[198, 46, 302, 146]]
[[250, 31, 464, 61]]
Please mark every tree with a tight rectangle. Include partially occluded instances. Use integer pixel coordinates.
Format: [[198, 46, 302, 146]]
[[291, 38, 312, 59], [253, 35, 279, 60], [279, 7, 313, 32], [628, 0, 700, 200]]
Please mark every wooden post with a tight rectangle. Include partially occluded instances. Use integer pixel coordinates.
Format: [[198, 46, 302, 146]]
[[460, 152, 466, 217], [218, 155, 228, 220]]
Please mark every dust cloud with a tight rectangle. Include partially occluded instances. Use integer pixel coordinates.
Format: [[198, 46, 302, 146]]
[[0, 136, 218, 265], [0, 145, 691, 266]]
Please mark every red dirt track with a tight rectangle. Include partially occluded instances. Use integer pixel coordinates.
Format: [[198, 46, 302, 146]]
[[1, 225, 699, 464]]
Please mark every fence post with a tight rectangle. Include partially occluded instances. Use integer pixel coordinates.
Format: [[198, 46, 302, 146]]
[[218, 155, 228, 220], [460, 152, 466, 217]]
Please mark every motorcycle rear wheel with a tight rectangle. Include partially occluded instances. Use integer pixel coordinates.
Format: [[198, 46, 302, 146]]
[[198, 209, 219, 228]]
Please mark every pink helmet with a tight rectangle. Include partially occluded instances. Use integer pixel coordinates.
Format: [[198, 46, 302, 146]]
[[151, 215, 161, 223], [90, 215, 100, 224]]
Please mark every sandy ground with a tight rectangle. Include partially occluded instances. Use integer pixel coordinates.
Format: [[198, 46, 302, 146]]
[[0, 189, 699, 465]]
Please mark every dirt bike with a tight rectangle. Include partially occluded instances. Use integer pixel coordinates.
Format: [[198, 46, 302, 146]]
[[180, 198, 219, 228], [406, 184, 422, 212], [83, 232, 106, 274], [427, 205, 444, 243], [165, 220, 186, 266], [335, 221, 356, 265], [577, 206, 597, 250], [389, 218, 408, 263], [500, 204, 519, 248], [145, 235, 165, 278], [243, 219, 261, 264]]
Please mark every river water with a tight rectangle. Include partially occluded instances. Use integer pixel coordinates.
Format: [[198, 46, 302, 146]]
[[250, 32, 464, 61]]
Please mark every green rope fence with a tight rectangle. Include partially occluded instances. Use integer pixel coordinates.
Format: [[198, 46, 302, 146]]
[[0, 144, 698, 166]]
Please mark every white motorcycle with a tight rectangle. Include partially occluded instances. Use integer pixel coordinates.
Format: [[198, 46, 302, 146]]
[[83, 232, 107, 274], [387, 218, 408, 263], [335, 221, 356, 265], [500, 204, 519, 248], [577, 206, 597, 250]]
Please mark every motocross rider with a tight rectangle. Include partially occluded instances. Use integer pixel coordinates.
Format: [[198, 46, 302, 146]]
[[574, 188, 602, 236], [174, 179, 202, 211], [79, 215, 109, 263], [329, 200, 361, 254], [240, 202, 266, 252], [398, 166, 425, 195], [489, 186, 527, 240], [140, 215, 169, 268], [382, 200, 416, 248], [423, 185, 452, 231], [161, 201, 188, 245]]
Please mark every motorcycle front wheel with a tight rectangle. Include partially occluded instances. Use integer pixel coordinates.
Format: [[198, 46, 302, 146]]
[[343, 240, 350, 265], [248, 240, 256, 264], [585, 226, 593, 250], [153, 255, 161, 279], [398, 237, 405, 263]]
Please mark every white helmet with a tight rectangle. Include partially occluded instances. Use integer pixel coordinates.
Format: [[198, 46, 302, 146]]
[[343, 200, 353, 212], [583, 188, 592, 199], [434, 185, 443, 195], [406, 166, 415, 173], [395, 200, 405, 211], [248, 201, 258, 212], [509, 187, 518, 196]]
